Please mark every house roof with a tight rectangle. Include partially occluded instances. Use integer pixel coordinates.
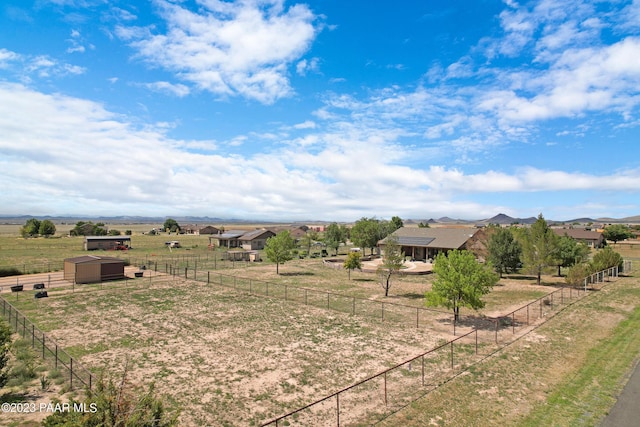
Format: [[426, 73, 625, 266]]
[[239, 229, 275, 241], [552, 228, 604, 240], [214, 230, 246, 240], [382, 227, 478, 249]]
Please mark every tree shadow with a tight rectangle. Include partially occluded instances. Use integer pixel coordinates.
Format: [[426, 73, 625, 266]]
[[352, 278, 375, 283], [0, 391, 37, 404], [279, 272, 314, 277], [397, 292, 425, 300]]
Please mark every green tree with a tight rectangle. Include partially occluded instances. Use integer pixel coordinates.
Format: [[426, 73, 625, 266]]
[[387, 216, 404, 234], [518, 214, 559, 286], [377, 235, 405, 296], [264, 231, 296, 274], [487, 227, 522, 277], [163, 218, 180, 233], [107, 229, 122, 236], [70, 221, 107, 236], [591, 246, 623, 271], [418, 221, 431, 228], [565, 263, 595, 287], [425, 250, 499, 321], [552, 235, 590, 276], [38, 219, 56, 237], [43, 366, 177, 427], [0, 320, 11, 389], [324, 223, 347, 255], [299, 230, 319, 258], [20, 218, 41, 238], [602, 224, 634, 243], [351, 217, 385, 255], [343, 251, 362, 280]]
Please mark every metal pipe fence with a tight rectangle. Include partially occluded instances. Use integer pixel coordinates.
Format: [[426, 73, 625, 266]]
[[0, 297, 94, 392]]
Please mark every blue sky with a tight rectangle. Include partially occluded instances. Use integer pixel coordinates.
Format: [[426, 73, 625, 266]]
[[1, 0, 639, 222]]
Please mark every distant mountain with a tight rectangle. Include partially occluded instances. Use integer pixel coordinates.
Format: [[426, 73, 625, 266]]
[[483, 213, 515, 224]]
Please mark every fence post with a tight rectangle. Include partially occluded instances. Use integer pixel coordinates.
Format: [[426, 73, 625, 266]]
[[207, 271, 210, 284], [450, 341, 454, 369], [70, 358, 73, 391], [32, 325, 35, 348], [384, 372, 388, 406], [336, 393, 340, 427]]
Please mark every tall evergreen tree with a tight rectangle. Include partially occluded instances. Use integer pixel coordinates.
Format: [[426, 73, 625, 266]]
[[519, 214, 559, 286]]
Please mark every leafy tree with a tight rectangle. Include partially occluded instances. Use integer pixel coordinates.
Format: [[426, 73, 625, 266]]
[[418, 222, 431, 228], [163, 218, 180, 233], [343, 252, 362, 280], [324, 222, 347, 255], [552, 235, 590, 276], [603, 224, 634, 243], [20, 218, 41, 238], [487, 227, 522, 277], [38, 219, 56, 237], [0, 320, 11, 389], [351, 217, 386, 255], [518, 214, 559, 286], [108, 229, 122, 236], [70, 221, 107, 236], [425, 250, 499, 321], [299, 230, 319, 258], [591, 246, 623, 271], [264, 231, 296, 274], [377, 235, 405, 297], [43, 365, 177, 427], [565, 263, 595, 287], [388, 216, 404, 234]]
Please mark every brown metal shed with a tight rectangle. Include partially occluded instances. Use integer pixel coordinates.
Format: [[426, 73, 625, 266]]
[[64, 255, 126, 284]]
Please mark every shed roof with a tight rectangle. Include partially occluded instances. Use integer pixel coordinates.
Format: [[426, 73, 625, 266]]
[[84, 236, 131, 241], [65, 255, 125, 264]]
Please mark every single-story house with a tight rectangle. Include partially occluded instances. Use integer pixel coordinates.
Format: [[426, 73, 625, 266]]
[[552, 228, 606, 248], [84, 236, 131, 251], [267, 226, 309, 240], [182, 225, 221, 235], [64, 255, 126, 284], [378, 227, 479, 261], [209, 230, 248, 248], [238, 229, 276, 250]]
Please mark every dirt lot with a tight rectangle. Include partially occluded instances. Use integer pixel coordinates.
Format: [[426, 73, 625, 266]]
[[1, 260, 575, 426]]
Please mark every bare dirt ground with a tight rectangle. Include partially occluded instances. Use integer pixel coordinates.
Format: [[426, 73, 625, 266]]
[[1, 261, 569, 426]]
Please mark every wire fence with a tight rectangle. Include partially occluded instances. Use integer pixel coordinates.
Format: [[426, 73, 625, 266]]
[[0, 256, 631, 426], [0, 297, 94, 392], [259, 263, 627, 426]]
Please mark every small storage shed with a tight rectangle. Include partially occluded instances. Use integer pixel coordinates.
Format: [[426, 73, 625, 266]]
[[84, 236, 131, 251], [64, 256, 126, 284]]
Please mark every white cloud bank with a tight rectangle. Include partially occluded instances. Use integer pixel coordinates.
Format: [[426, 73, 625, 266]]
[[116, 0, 318, 104], [1, 82, 638, 220]]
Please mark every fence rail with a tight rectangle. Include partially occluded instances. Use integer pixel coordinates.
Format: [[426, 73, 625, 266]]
[[259, 264, 626, 426], [0, 297, 94, 392]]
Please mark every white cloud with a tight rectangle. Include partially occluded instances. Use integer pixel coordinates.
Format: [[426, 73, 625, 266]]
[[144, 81, 191, 97], [118, 0, 319, 104], [2, 83, 636, 220]]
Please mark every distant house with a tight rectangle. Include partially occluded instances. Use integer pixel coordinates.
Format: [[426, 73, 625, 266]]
[[267, 226, 308, 240], [552, 228, 605, 248], [238, 229, 276, 250], [379, 227, 479, 261], [64, 255, 126, 284], [84, 236, 131, 251], [209, 230, 247, 248], [199, 226, 220, 235]]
